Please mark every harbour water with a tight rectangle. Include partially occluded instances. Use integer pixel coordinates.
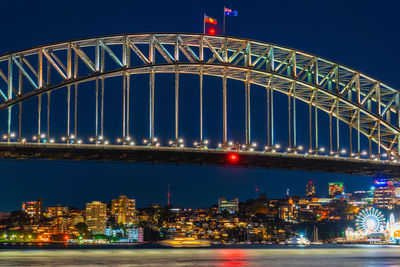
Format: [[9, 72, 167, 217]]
[[1, 244, 400, 266]]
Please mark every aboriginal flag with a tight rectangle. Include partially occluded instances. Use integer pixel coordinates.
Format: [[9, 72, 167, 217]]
[[204, 14, 217, 24]]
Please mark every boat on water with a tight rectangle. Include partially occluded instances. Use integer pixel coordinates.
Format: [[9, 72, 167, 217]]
[[159, 237, 211, 247], [311, 226, 323, 245], [285, 235, 311, 245]]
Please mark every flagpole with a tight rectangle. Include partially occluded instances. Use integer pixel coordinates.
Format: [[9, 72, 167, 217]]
[[203, 14, 205, 34], [223, 8, 226, 35]]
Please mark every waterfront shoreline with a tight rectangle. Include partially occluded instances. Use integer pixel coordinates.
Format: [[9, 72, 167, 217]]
[[0, 242, 397, 250]]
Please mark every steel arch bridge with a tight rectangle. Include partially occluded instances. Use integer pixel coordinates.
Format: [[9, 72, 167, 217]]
[[0, 33, 400, 175]]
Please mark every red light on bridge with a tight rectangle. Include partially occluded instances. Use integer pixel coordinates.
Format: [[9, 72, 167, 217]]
[[208, 28, 216, 35], [228, 152, 239, 163]]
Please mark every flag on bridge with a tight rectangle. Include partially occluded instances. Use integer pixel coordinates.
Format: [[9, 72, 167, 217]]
[[224, 7, 238, 16], [223, 7, 238, 35], [204, 14, 217, 24], [204, 14, 218, 35]]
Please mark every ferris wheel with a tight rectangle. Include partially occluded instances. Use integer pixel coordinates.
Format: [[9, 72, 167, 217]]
[[355, 207, 385, 234]]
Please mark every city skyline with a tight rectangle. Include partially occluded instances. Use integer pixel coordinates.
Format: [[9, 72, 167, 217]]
[[0, 172, 375, 212]]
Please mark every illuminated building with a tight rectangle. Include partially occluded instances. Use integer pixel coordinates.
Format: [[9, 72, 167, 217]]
[[0, 213, 9, 223], [46, 205, 69, 218], [218, 198, 239, 214], [85, 201, 107, 235], [105, 227, 124, 237], [328, 182, 344, 197], [126, 228, 144, 242], [306, 181, 316, 197], [22, 198, 43, 221], [111, 195, 136, 225], [395, 184, 400, 199], [279, 198, 298, 223], [374, 179, 396, 208]]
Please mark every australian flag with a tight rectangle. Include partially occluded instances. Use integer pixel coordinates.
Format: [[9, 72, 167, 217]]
[[224, 7, 238, 16]]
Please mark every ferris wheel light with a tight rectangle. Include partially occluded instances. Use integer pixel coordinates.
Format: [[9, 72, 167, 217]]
[[355, 207, 385, 234]]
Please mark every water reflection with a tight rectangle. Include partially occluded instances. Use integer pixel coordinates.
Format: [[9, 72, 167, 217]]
[[217, 249, 249, 266], [1, 246, 400, 266]]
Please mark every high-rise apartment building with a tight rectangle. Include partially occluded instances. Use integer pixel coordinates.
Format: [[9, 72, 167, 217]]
[[110, 195, 136, 224], [46, 205, 69, 218], [329, 182, 344, 197], [374, 179, 396, 208], [85, 201, 107, 235], [22, 198, 43, 221], [218, 197, 239, 214], [279, 198, 299, 223], [306, 181, 316, 197]]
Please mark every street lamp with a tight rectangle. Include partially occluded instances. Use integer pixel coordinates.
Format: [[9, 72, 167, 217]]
[[144, 137, 160, 147], [194, 139, 209, 149], [2, 132, 16, 142], [169, 138, 184, 148]]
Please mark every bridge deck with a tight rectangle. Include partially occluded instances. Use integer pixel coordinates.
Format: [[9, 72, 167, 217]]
[[0, 143, 398, 176]]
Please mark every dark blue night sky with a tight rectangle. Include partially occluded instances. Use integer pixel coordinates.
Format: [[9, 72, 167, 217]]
[[1, 0, 398, 211]]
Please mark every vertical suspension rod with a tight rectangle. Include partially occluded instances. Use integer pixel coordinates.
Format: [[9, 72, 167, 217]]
[[309, 102, 312, 152], [271, 87, 274, 147], [127, 74, 130, 138], [175, 69, 179, 142], [357, 109, 360, 155], [293, 84, 296, 150], [267, 86, 270, 149], [67, 85, 71, 140], [245, 71, 251, 146], [47, 92, 51, 140], [288, 93, 291, 150], [95, 79, 98, 139], [18, 57, 23, 142], [199, 37, 204, 143], [38, 95, 41, 143], [200, 67, 203, 142], [74, 52, 78, 140], [46, 59, 51, 140], [349, 124, 353, 157], [123, 72, 126, 140], [377, 122, 381, 159], [149, 68, 155, 141], [315, 90, 318, 155], [329, 111, 332, 154], [223, 68, 227, 145], [336, 100, 340, 154], [7, 58, 12, 142], [100, 46, 105, 139]]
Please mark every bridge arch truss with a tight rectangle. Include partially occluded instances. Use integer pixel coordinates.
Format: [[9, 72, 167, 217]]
[[0, 33, 399, 163]]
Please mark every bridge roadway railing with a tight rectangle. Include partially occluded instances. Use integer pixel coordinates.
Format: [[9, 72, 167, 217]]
[[0, 142, 399, 176]]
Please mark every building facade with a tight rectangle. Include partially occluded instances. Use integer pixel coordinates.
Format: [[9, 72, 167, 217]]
[[374, 179, 396, 208], [110, 195, 136, 225], [22, 198, 43, 221], [306, 181, 316, 197], [279, 198, 299, 223], [46, 205, 69, 218], [329, 182, 344, 197], [218, 198, 239, 214], [85, 201, 107, 235]]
